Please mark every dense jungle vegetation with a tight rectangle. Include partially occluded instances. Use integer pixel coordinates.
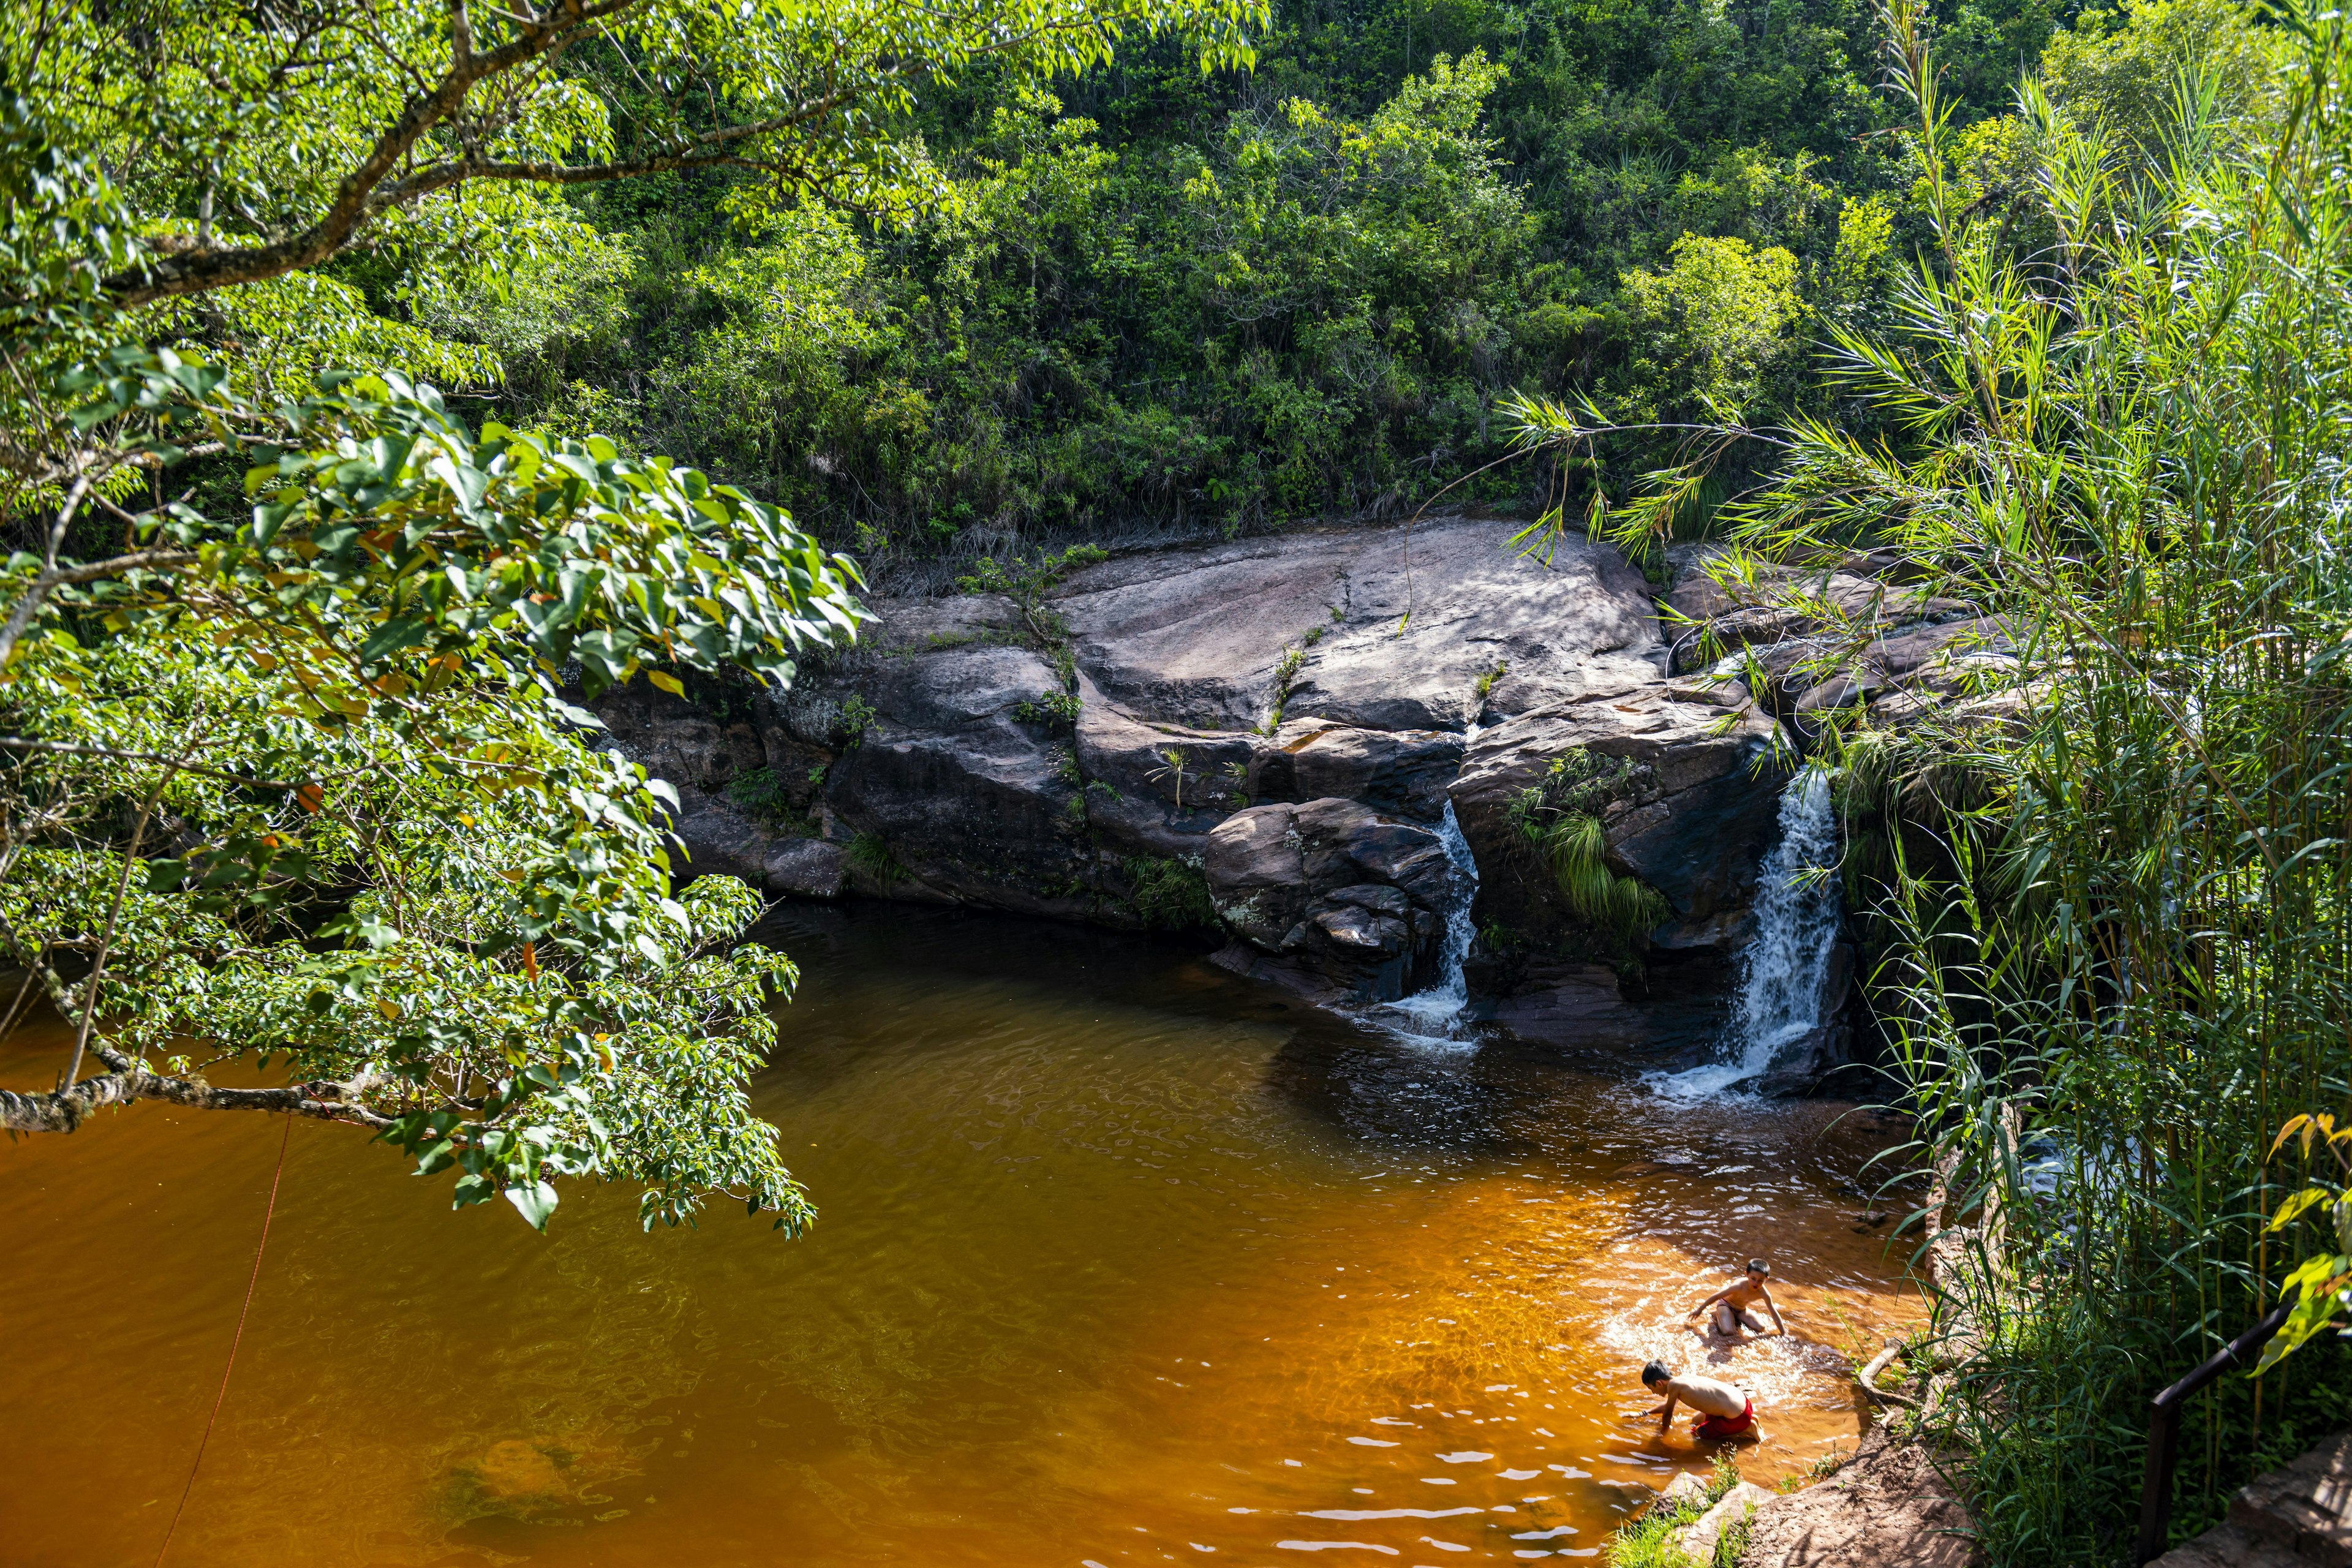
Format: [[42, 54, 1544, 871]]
[[9, 0, 2352, 1565], [462, 0, 2292, 568]]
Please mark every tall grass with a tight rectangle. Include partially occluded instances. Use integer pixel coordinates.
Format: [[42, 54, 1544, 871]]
[[1520, 1, 2352, 1558]]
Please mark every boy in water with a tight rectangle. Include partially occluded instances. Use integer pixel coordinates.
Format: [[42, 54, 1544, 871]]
[[1686, 1258, 1787, 1339], [1639, 1361, 1758, 1440]]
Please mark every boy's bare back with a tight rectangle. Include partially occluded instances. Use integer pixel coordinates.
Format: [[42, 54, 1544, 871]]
[[1660, 1371, 1747, 1419]]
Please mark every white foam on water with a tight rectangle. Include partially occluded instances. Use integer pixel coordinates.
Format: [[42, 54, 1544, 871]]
[[1648, 770, 1841, 1101]]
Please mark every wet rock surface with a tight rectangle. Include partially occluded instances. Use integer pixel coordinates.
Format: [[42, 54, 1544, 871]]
[[1201, 798, 1459, 1003], [1448, 682, 1784, 944]]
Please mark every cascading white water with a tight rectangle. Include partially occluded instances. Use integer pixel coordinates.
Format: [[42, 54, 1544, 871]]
[[1382, 798, 1480, 1043], [1376, 717, 1485, 1047], [1651, 769, 1841, 1098]]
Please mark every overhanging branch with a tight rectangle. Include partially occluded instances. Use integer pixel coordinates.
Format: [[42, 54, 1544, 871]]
[[0, 1066, 394, 1133]]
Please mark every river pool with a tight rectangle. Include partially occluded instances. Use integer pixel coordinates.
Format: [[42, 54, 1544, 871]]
[[0, 905, 1922, 1566]]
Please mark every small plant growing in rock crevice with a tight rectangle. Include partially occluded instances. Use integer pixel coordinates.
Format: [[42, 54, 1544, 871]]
[[846, 831, 910, 886], [728, 766, 817, 834], [831, 693, 878, 748], [1260, 624, 1327, 733], [955, 545, 1107, 647], [1014, 691, 1082, 730], [1123, 854, 1219, 930], [1531, 811, 1670, 943], [1147, 745, 1193, 809], [1510, 751, 1668, 944]]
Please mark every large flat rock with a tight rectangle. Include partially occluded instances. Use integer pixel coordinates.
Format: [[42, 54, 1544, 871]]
[[1053, 517, 1664, 733], [594, 516, 1864, 1059]]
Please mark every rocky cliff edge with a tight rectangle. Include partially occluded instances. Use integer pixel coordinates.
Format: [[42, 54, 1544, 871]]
[[587, 518, 1978, 1079]]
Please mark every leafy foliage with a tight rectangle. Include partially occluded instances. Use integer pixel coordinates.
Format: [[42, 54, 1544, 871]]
[[2258, 1116, 2352, 1374], [2, 613, 808, 1231], [1510, 753, 1669, 944], [0, 0, 1257, 1229]]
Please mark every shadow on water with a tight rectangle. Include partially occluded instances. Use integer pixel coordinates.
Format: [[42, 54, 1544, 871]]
[[756, 900, 1568, 1165]]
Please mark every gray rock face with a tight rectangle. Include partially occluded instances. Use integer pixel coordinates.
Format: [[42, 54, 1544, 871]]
[[1072, 671, 1256, 860], [816, 598, 1095, 916], [1248, 720, 1464, 821], [589, 513, 1873, 1082], [764, 838, 848, 900], [666, 789, 776, 887], [592, 681, 767, 796], [1202, 799, 1459, 1002]]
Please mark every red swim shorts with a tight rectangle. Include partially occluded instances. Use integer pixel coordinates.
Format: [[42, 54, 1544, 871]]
[[1693, 1399, 1755, 1439]]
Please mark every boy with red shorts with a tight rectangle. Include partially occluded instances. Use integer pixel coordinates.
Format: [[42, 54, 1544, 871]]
[[1639, 1362, 1758, 1440]]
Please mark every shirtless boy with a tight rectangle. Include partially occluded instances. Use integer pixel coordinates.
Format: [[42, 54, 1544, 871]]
[[1686, 1258, 1786, 1339], [1639, 1361, 1758, 1440]]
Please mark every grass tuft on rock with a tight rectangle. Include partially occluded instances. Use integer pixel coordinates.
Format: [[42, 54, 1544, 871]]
[[847, 832, 910, 886], [1605, 1453, 1744, 1568]]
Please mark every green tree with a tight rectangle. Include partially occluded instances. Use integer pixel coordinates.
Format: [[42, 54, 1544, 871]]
[[0, 0, 1261, 1229], [1613, 232, 1806, 420], [2039, 0, 2292, 151]]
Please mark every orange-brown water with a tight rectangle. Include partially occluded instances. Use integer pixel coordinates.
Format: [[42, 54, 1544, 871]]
[[0, 905, 1921, 1566]]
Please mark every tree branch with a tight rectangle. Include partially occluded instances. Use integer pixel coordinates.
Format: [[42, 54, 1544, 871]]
[[0, 549, 201, 668], [0, 1066, 395, 1133], [0, 736, 298, 790], [99, 2, 625, 307]]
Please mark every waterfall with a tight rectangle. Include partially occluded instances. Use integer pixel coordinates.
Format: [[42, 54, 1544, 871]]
[[1383, 798, 1480, 1042], [1651, 769, 1841, 1098], [1381, 714, 1484, 1047]]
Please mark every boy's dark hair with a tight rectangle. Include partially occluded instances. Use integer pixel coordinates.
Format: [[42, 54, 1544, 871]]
[[1747, 1259, 1771, 1276], [1642, 1360, 1670, 1387]]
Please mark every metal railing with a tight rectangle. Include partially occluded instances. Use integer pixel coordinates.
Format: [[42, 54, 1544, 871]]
[[2132, 1283, 2301, 1565]]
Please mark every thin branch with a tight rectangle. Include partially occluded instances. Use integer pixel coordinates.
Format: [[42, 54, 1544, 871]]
[[0, 736, 297, 791], [0, 549, 202, 668], [100, 2, 625, 307], [59, 710, 222, 1091], [0, 1066, 396, 1134]]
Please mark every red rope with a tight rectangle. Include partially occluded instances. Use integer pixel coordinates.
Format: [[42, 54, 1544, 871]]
[[153, 1111, 292, 1568]]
